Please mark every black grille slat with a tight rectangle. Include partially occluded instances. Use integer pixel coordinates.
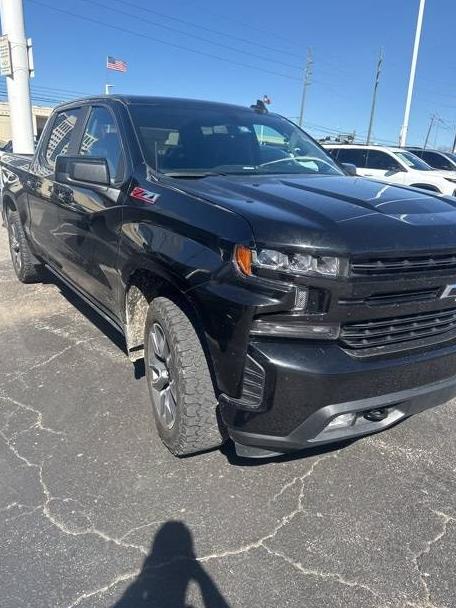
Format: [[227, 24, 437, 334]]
[[351, 254, 456, 275], [341, 307, 456, 351]]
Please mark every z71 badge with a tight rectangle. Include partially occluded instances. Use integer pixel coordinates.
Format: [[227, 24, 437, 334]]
[[130, 186, 160, 204]]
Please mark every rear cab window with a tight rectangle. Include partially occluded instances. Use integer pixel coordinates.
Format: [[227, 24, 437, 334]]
[[41, 108, 82, 171]]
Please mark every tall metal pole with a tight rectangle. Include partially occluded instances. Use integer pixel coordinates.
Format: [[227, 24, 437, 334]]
[[423, 114, 436, 149], [452, 131, 456, 154], [366, 49, 383, 145], [398, 0, 426, 147], [298, 49, 313, 128], [0, 0, 34, 153]]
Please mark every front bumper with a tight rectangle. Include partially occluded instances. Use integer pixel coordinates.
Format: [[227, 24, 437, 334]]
[[220, 339, 456, 455]]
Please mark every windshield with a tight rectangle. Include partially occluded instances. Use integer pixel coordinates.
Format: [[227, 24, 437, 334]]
[[129, 103, 343, 177], [395, 150, 433, 171], [445, 152, 456, 165]]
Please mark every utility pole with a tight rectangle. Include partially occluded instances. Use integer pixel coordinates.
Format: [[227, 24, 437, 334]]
[[0, 0, 34, 154], [399, 0, 426, 147], [298, 49, 313, 128], [366, 49, 383, 145], [423, 113, 437, 149]]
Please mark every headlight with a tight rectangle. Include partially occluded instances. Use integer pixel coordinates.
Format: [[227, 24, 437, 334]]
[[235, 246, 341, 278]]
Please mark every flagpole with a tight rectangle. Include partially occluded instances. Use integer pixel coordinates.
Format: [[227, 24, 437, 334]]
[[105, 56, 111, 95]]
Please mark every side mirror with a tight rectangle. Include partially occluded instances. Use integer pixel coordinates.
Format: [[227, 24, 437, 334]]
[[386, 166, 405, 174], [341, 162, 357, 176], [55, 155, 110, 187]]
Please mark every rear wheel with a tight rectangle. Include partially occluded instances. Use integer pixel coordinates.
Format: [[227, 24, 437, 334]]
[[6, 209, 43, 283], [144, 297, 223, 456]]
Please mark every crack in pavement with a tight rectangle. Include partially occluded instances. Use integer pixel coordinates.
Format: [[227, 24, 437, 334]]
[[261, 544, 380, 600], [65, 571, 140, 608], [0, 393, 66, 437], [1, 339, 95, 390], [64, 452, 383, 608], [407, 509, 455, 608], [0, 428, 148, 558]]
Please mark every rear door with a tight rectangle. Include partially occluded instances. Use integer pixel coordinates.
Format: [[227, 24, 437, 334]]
[[27, 106, 86, 265], [54, 104, 127, 315]]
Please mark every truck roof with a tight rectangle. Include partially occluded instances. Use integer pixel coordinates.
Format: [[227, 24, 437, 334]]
[[54, 95, 267, 114]]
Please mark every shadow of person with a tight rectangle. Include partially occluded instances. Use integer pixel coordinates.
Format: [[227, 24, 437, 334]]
[[112, 521, 231, 608]]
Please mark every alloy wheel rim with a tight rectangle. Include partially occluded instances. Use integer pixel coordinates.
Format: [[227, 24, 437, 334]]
[[147, 322, 177, 429], [8, 221, 22, 272]]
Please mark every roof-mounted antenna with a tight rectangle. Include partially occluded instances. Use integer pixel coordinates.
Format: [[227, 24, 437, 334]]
[[250, 99, 269, 114]]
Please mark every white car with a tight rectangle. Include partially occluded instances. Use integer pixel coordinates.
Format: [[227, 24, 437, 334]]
[[324, 144, 456, 197]]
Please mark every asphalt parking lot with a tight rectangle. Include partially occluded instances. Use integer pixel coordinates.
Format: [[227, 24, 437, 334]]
[[1, 227, 456, 608]]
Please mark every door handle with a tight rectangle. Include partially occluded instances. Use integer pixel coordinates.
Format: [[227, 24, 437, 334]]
[[52, 185, 74, 205], [25, 176, 39, 190]]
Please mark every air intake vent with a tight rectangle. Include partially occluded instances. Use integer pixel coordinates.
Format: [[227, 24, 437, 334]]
[[226, 355, 265, 410], [340, 307, 456, 352], [351, 254, 456, 275]]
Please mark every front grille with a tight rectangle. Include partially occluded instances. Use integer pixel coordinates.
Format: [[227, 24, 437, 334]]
[[340, 307, 456, 352], [340, 287, 441, 307], [351, 254, 456, 275]]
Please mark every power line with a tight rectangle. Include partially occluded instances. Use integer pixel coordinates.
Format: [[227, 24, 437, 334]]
[[109, 0, 305, 60], [27, 0, 302, 82], [80, 0, 304, 72]]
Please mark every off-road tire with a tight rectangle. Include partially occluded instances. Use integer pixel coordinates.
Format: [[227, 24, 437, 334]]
[[6, 209, 43, 283], [144, 297, 223, 456]]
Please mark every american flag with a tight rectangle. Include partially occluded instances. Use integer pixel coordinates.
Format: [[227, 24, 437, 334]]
[[106, 56, 127, 72]]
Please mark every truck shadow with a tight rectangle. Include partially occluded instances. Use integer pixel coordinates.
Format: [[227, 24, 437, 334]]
[[220, 437, 358, 466], [46, 271, 128, 352], [111, 521, 231, 608]]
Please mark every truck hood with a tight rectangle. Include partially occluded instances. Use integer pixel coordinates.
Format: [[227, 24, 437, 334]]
[[180, 174, 456, 255]]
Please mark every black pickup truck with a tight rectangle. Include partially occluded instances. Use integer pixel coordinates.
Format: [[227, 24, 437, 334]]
[[3, 95, 456, 458]]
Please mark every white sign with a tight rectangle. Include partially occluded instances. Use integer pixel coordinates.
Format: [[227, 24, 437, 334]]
[[0, 35, 12, 77]]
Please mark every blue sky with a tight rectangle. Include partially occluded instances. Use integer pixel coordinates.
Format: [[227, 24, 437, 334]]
[[14, 0, 456, 149]]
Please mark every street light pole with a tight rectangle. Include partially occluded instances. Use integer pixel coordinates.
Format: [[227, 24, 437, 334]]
[[0, 0, 34, 153], [399, 0, 426, 147], [298, 49, 313, 128], [366, 49, 383, 145]]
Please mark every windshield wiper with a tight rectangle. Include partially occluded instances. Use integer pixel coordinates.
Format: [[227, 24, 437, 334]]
[[163, 170, 225, 178]]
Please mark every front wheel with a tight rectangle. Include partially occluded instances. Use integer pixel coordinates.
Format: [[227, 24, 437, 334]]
[[144, 297, 223, 456]]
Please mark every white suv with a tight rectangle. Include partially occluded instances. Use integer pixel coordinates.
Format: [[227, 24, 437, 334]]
[[324, 144, 456, 197]]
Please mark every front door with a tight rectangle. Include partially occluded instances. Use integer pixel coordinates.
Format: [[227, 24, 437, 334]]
[[363, 150, 406, 185]]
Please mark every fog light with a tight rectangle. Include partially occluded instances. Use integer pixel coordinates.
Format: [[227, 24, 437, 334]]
[[325, 412, 356, 430]]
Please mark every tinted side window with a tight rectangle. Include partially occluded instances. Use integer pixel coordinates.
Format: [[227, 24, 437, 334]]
[[44, 108, 81, 169], [336, 148, 367, 168], [326, 148, 339, 160], [421, 151, 453, 170], [365, 150, 400, 170], [79, 106, 122, 182]]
